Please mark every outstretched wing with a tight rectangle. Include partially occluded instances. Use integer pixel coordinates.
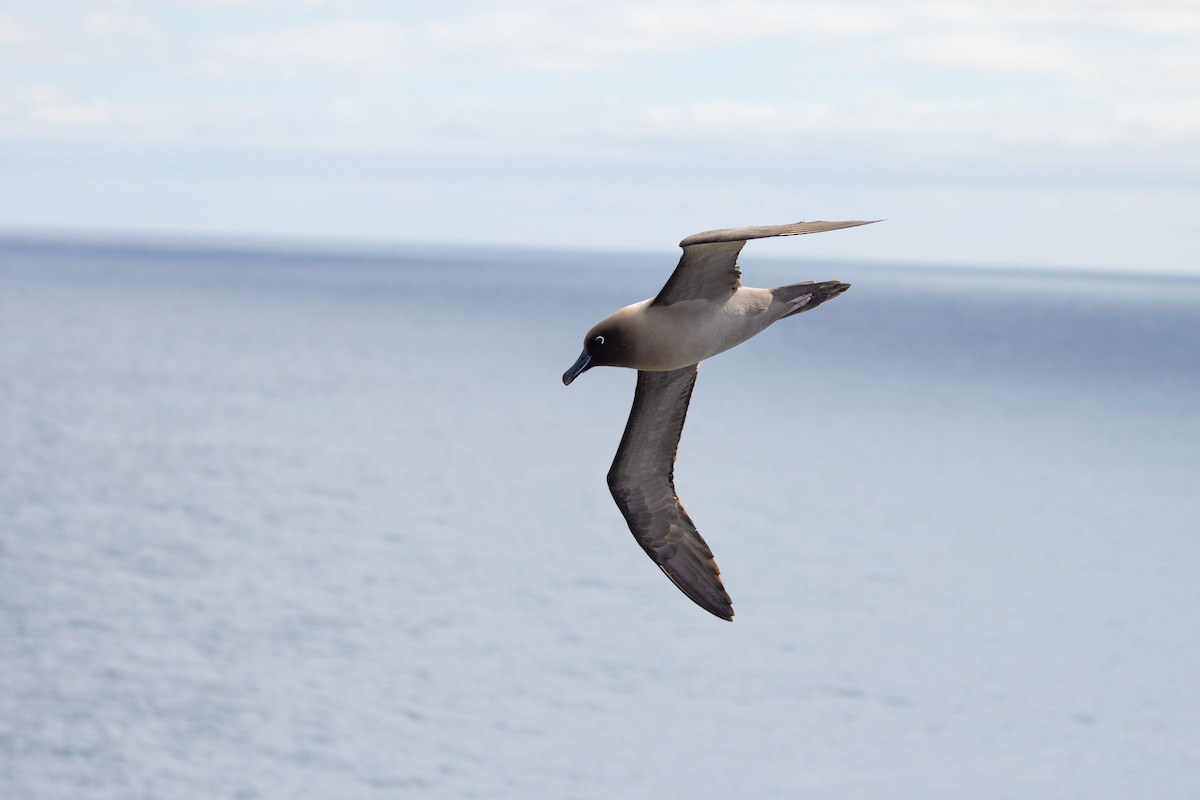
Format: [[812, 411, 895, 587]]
[[607, 365, 733, 620], [654, 219, 879, 306]]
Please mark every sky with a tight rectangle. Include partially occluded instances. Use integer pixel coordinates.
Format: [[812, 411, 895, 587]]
[[1, 0, 1198, 273]]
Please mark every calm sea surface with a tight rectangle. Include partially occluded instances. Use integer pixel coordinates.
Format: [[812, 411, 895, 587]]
[[2, 236, 1199, 798]]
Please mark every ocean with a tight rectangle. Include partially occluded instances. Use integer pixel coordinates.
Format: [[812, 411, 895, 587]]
[[2, 235, 1198, 798]]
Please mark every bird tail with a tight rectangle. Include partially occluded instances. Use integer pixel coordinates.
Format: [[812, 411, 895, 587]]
[[773, 280, 851, 318]]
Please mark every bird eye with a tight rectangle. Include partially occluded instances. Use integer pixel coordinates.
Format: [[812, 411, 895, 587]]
[[594, 335, 605, 345]]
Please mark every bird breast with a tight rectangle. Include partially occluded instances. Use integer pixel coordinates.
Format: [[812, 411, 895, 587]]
[[636, 288, 777, 371]]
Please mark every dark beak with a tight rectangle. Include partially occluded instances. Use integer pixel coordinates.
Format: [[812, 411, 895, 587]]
[[562, 351, 591, 385]]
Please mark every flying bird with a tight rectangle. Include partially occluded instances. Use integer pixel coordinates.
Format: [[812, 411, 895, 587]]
[[563, 219, 878, 620]]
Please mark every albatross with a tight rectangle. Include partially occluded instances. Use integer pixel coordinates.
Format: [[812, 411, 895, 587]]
[[562, 219, 878, 620]]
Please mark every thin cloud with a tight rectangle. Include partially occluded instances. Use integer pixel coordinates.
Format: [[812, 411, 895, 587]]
[[202, 21, 416, 78], [1, 0, 1197, 261], [0, 86, 170, 140], [896, 30, 1078, 74]]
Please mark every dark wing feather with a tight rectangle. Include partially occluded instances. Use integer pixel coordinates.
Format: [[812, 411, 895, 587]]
[[607, 366, 733, 620], [654, 219, 879, 306], [653, 240, 745, 306]]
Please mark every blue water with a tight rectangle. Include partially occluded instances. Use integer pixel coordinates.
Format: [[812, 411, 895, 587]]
[[2, 236, 1199, 798]]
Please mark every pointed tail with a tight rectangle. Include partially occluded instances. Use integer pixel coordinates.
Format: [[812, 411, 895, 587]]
[[773, 280, 851, 318]]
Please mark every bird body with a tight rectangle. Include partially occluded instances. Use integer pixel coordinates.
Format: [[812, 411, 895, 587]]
[[563, 219, 878, 620], [581, 288, 778, 371]]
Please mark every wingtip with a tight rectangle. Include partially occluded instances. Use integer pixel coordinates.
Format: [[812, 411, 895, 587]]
[[660, 567, 735, 621], [678, 218, 883, 248], [707, 593, 735, 622], [696, 594, 734, 621], [693, 589, 734, 621]]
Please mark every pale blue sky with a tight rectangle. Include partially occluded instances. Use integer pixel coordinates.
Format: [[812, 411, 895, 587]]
[[2, 0, 1198, 272]]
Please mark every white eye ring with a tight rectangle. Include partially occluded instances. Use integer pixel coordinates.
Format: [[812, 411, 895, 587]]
[[594, 335, 605, 345]]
